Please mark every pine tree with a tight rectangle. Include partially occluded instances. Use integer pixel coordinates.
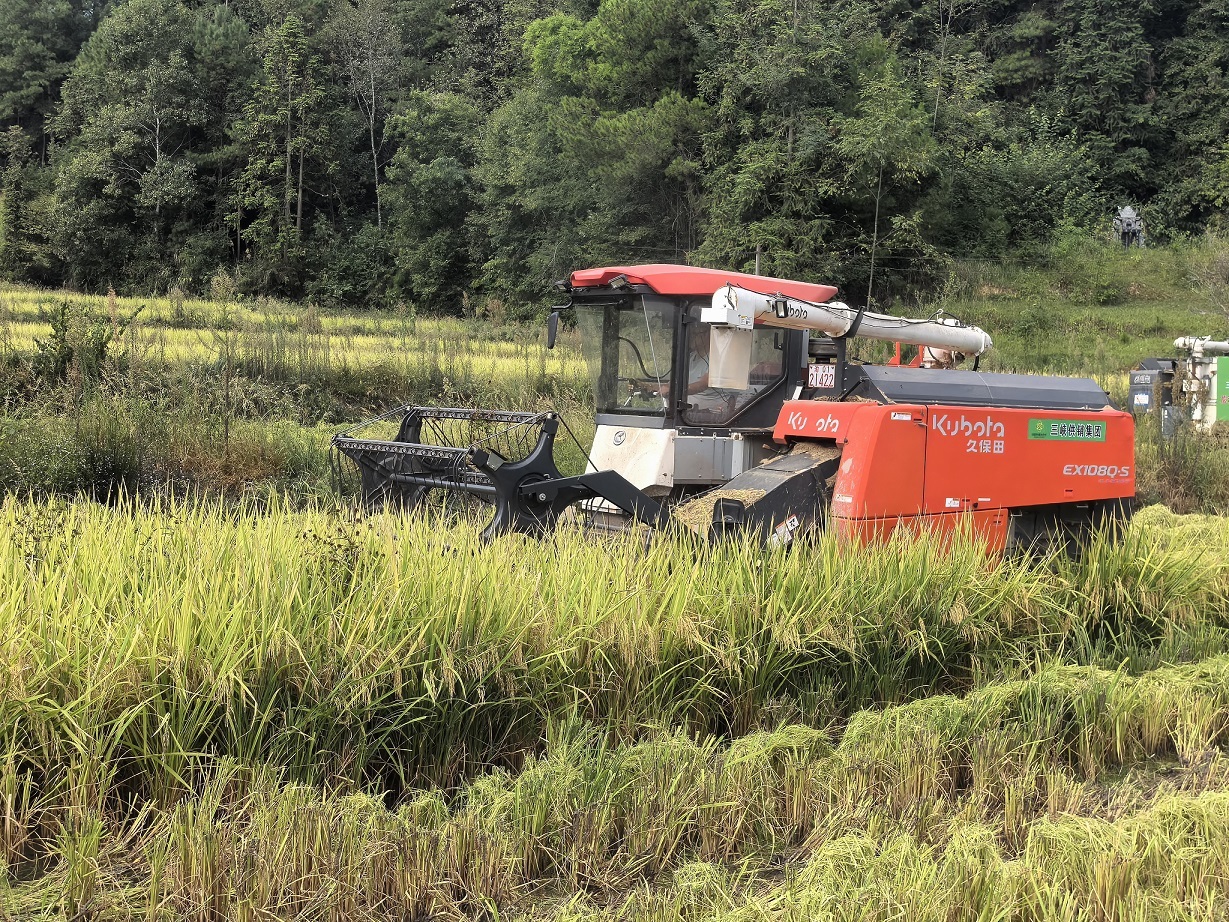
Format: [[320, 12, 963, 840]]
[[234, 14, 330, 287]]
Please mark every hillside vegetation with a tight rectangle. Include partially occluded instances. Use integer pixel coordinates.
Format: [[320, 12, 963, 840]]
[[1, 0, 1228, 309], [2, 236, 1227, 510]]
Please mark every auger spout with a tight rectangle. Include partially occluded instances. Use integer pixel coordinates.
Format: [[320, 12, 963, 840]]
[[704, 284, 992, 357]]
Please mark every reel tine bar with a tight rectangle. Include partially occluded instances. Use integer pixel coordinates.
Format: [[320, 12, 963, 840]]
[[332, 406, 559, 513]]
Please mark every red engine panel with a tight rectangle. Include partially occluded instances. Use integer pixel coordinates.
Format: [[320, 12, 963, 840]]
[[773, 400, 1135, 551]]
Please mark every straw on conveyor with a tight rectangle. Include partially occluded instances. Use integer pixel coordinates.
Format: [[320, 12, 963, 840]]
[[674, 488, 767, 533], [672, 441, 842, 534]]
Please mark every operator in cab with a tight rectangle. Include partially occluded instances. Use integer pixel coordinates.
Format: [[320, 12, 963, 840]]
[[636, 322, 711, 400]]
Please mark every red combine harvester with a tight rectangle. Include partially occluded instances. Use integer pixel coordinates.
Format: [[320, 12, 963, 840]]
[[333, 265, 1135, 551]]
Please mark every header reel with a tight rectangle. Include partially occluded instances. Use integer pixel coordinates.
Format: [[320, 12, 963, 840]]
[[331, 406, 668, 540]]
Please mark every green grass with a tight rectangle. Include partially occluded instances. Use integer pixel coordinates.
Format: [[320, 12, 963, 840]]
[[942, 237, 1229, 378]]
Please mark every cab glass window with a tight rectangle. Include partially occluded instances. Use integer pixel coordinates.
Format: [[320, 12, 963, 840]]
[[681, 306, 785, 425], [575, 297, 676, 416]]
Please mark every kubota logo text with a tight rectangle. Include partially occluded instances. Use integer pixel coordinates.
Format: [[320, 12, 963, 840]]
[[785, 411, 839, 433], [1063, 464, 1131, 478], [931, 413, 1005, 438]]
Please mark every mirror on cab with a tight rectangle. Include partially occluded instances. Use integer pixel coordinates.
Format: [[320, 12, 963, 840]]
[[546, 310, 561, 349]]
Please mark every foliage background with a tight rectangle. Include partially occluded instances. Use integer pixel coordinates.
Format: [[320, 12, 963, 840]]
[[0, 0, 1227, 313]]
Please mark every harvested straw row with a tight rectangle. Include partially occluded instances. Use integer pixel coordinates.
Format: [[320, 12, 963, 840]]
[[550, 790, 1229, 921], [6, 655, 1229, 919]]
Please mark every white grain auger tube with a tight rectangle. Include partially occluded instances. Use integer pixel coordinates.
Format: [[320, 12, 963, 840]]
[[703, 284, 993, 356], [1174, 336, 1229, 357]]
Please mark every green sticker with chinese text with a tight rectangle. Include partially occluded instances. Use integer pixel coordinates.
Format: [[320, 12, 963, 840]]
[[1217, 357, 1229, 422], [1028, 419, 1107, 441]]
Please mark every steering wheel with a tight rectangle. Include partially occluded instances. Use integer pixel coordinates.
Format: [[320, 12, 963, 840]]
[[618, 375, 667, 407]]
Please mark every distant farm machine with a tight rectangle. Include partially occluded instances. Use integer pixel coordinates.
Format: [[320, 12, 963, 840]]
[[333, 265, 1135, 551], [1113, 206, 1146, 249], [1131, 336, 1229, 435]]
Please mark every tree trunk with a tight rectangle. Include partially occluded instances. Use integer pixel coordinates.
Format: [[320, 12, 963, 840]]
[[284, 70, 293, 246], [866, 163, 883, 309], [297, 143, 305, 234], [369, 68, 381, 230], [151, 110, 166, 249], [933, 0, 956, 130]]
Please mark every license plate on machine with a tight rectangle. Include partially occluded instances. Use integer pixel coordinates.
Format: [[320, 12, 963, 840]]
[[808, 363, 835, 388]]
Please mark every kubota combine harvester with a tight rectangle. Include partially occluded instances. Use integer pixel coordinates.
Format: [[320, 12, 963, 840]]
[[333, 265, 1135, 551]]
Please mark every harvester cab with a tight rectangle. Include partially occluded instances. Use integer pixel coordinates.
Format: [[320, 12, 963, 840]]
[[333, 264, 1136, 552]]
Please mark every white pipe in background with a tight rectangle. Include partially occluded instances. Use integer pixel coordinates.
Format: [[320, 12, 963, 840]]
[[1175, 336, 1229, 357]]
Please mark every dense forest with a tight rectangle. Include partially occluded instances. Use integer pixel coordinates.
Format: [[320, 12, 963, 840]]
[[0, 0, 1226, 311]]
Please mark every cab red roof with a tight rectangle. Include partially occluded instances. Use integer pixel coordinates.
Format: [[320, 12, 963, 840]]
[[569, 264, 839, 303]]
